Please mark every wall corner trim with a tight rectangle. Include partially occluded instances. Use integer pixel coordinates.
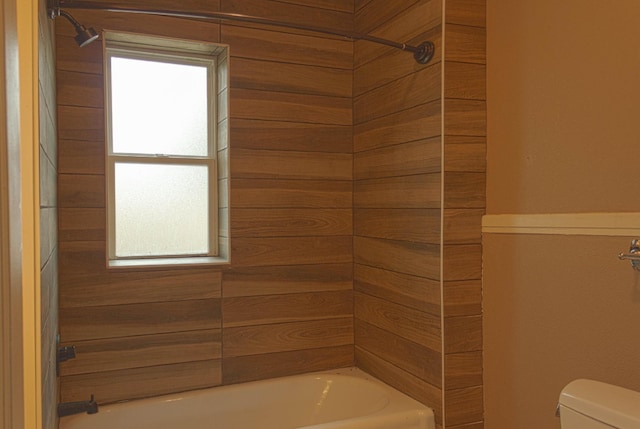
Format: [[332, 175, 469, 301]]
[[482, 212, 640, 236]]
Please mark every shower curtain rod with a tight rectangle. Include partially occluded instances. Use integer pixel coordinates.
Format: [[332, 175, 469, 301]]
[[52, 0, 435, 64]]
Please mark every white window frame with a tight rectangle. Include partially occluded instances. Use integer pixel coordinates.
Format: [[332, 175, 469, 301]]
[[104, 31, 229, 268]]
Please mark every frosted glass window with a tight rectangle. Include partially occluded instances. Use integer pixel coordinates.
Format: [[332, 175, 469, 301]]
[[110, 57, 209, 157], [114, 163, 209, 257]]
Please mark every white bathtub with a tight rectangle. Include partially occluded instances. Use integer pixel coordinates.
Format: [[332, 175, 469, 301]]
[[59, 367, 435, 429]]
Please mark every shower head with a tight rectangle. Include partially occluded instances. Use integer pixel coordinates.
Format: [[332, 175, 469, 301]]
[[49, 8, 99, 47]]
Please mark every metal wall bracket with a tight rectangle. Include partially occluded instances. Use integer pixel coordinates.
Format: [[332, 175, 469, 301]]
[[618, 239, 640, 271]]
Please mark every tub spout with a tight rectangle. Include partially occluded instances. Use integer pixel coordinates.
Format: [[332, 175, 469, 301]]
[[58, 394, 99, 417]]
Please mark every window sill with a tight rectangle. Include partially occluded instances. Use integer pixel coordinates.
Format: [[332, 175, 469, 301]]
[[108, 255, 230, 270]]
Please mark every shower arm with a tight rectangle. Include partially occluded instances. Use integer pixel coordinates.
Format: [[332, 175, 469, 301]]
[[52, 0, 435, 64]]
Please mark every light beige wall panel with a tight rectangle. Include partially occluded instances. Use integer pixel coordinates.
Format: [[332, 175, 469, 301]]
[[487, 0, 640, 214], [484, 234, 640, 429]]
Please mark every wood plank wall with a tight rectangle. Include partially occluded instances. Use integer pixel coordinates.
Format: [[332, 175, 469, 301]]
[[353, 0, 445, 424], [56, 0, 355, 404], [442, 1, 486, 427], [353, 1, 486, 428], [55, 0, 487, 425]]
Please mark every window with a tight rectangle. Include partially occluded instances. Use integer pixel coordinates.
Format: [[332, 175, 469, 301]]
[[105, 32, 229, 268]]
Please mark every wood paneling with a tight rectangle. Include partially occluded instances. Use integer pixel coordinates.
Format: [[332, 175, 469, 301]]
[[354, 264, 440, 315], [56, 1, 357, 404], [355, 321, 441, 388], [54, 1, 487, 426], [223, 290, 353, 327], [232, 148, 352, 180], [59, 330, 221, 376], [223, 317, 353, 357], [231, 119, 351, 153], [223, 264, 352, 297], [354, 208, 440, 243], [223, 345, 353, 385], [354, 137, 441, 180], [222, 26, 352, 69], [231, 179, 352, 208], [232, 208, 352, 237], [354, 101, 441, 152], [355, 292, 441, 351], [59, 299, 221, 341], [60, 360, 222, 404]]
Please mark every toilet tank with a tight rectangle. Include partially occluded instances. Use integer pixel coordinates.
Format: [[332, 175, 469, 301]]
[[558, 379, 640, 429]]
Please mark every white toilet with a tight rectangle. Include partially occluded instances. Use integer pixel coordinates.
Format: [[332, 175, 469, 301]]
[[558, 379, 640, 428]]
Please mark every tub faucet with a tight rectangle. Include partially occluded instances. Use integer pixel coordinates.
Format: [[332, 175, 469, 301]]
[[58, 394, 99, 417]]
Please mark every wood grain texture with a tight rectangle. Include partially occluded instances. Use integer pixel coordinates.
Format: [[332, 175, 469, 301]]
[[443, 209, 484, 244], [444, 386, 484, 426], [230, 57, 352, 97], [58, 208, 105, 242], [354, 64, 441, 124], [443, 244, 483, 281], [355, 292, 441, 351], [354, 175, 441, 209], [356, 346, 443, 424], [223, 290, 353, 327], [221, 0, 353, 33], [444, 100, 487, 136], [444, 140, 487, 173], [231, 179, 352, 208], [355, 321, 441, 388], [60, 359, 222, 404], [354, 137, 440, 180], [59, 330, 221, 376], [354, 0, 442, 68], [444, 62, 486, 101], [57, 106, 104, 141], [231, 236, 352, 267], [59, 266, 222, 308], [444, 351, 483, 390], [58, 139, 104, 175], [355, 0, 419, 34], [232, 148, 352, 180], [445, 0, 486, 27], [230, 88, 351, 125], [58, 174, 104, 208], [223, 317, 353, 357], [354, 236, 440, 281], [232, 208, 352, 237], [231, 119, 351, 153], [223, 345, 353, 385], [355, 208, 440, 244], [223, 264, 352, 297], [222, 25, 352, 69], [443, 280, 482, 317], [444, 315, 482, 354], [354, 264, 440, 315], [445, 25, 486, 64], [444, 172, 486, 208], [354, 101, 441, 152], [59, 299, 221, 341]]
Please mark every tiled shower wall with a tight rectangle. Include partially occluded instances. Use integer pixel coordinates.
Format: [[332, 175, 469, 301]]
[[56, 0, 354, 403], [353, 1, 485, 428], [38, 0, 59, 426], [54, 0, 485, 427]]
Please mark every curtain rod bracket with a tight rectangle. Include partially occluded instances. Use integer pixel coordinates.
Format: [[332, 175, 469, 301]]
[[413, 41, 435, 64]]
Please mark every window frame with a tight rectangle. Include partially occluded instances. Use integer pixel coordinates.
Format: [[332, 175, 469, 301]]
[[104, 32, 227, 268]]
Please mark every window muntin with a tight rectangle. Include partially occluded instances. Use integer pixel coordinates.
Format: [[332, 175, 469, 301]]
[[105, 38, 218, 265]]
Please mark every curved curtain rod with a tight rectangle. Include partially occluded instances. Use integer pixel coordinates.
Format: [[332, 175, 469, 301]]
[[52, 0, 435, 64]]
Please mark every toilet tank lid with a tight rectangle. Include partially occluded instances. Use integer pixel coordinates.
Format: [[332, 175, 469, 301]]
[[559, 379, 640, 428]]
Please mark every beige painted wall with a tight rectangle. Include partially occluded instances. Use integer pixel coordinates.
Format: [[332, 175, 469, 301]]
[[487, 0, 640, 214], [485, 0, 640, 428]]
